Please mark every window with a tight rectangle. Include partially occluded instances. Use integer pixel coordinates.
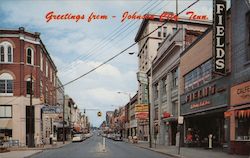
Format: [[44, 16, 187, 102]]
[[7, 46, 12, 62], [154, 83, 159, 99], [247, 11, 250, 60], [40, 80, 43, 97], [0, 105, 12, 118], [0, 41, 13, 63], [158, 31, 161, 37], [163, 27, 167, 37], [1, 46, 4, 62], [172, 67, 179, 88], [154, 107, 159, 120], [184, 59, 212, 92], [26, 78, 34, 95], [0, 73, 13, 95], [158, 42, 161, 48], [46, 60, 48, 77], [235, 116, 250, 141], [50, 69, 52, 82], [26, 48, 34, 65], [162, 77, 167, 95], [173, 27, 177, 33], [40, 51, 43, 71]]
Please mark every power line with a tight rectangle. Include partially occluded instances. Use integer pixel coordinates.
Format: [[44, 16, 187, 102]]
[[56, 0, 201, 90], [58, 0, 160, 72], [58, 1, 164, 74]]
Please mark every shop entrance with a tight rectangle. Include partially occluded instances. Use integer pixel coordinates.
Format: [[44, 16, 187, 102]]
[[185, 112, 225, 148]]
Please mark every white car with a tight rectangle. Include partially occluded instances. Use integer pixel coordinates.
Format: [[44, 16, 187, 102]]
[[72, 134, 83, 142]]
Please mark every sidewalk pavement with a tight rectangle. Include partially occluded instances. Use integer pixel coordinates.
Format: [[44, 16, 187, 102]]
[[130, 140, 250, 158], [0, 141, 71, 158]]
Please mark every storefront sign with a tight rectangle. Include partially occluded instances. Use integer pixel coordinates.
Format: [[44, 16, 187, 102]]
[[178, 116, 184, 124], [185, 85, 216, 103], [213, 0, 226, 75], [135, 112, 148, 120], [191, 100, 211, 109], [135, 104, 148, 112], [231, 81, 250, 106]]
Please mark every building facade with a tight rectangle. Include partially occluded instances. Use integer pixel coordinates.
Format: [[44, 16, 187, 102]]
[[0, 27, 57, 146], [179, 10, 231, 149], [151, 22, 209, 146], [225, 0, 250, 155]]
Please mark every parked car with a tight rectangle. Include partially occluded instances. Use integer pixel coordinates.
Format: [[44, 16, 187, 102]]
[[72, 134, 83, 142], [114, 134, 122, 141]]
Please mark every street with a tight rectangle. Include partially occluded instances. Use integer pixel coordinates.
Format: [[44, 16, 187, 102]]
[[31, 135, 169, 158]]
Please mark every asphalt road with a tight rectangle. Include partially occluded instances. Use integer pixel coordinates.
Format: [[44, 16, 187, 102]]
[[31, 135, 170, 158]]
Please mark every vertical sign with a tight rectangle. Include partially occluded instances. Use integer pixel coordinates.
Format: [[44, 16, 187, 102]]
[[213, 0, 226, 75]]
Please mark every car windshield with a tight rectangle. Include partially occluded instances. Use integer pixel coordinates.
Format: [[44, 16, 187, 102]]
[[73, 134, 82, 137]]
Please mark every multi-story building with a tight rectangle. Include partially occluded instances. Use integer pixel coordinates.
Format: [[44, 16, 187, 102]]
[[179, 9, 231, 149], [151, 21, 210, 146], [0, 27, 57, 146], [135, 13, 211, 144], [225, 0, 250, 155]]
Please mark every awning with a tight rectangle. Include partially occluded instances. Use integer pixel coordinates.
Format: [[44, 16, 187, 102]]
[[224, 104, 250, 118]]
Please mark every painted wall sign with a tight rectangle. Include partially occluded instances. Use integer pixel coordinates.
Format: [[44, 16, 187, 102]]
[[213, 0, 226, 75], [231, 80, 250, 106]]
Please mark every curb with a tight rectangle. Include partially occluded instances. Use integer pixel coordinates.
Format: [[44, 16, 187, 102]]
[[23, 150, 43, 158], [134, 144, 183, 158]]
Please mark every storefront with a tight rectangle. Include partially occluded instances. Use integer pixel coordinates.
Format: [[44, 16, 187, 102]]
[[225, 81, 250, 155], [180, 78, 229, 148]]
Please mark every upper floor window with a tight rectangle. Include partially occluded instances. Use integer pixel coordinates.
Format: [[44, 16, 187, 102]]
[[0, 41, 13, 63], [162, 77, 167, 95], [163, 27, 167, 37], [172, 67, 179, 88], [40, 51, 43, 71], [154, 83, 159, 100], [26, 48, 34, 65], [46, 60, 48, 77], [0, 73, 13, 96], [184, 59, 212, 92]]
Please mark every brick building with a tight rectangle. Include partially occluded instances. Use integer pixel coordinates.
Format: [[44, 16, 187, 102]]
[[0, 27, 57, 146]]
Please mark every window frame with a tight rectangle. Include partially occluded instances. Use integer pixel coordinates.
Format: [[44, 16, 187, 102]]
[[0, 41, 13, 63], [0, 73, 14, 96], [26, 47, 34, 65], [0, 105, 12, 118]]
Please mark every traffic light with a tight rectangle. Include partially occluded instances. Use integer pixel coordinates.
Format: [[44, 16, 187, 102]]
[[97, 111, 102, 117]]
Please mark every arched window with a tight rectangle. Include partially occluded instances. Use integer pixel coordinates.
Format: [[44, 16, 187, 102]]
[[26, 48, 34, 65], [0, 41, 13, 63], [0, 73, 14, 95]]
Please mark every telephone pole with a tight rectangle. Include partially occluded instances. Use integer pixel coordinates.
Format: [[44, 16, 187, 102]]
[[63, 95, 65, 144], [28, 72, 34, 147]]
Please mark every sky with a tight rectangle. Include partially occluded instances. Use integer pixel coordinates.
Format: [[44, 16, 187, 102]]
[[0, 0, 224, 127]]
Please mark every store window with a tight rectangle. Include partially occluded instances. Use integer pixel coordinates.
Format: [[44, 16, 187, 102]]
[[184, 59, 212, 92], [235, 110, 250, 141], [0, 73, 13, 95], [0, 105, 12, 118]]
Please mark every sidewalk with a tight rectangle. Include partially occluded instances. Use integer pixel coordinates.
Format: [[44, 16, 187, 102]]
[[0, 141, 71, 158], [133, 141, 250, 158]]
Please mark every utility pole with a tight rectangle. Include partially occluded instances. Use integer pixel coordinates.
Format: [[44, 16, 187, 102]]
[[176, 0, 178, 29], [28, 72, 34, 147], [62, 95, 65, 144]]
